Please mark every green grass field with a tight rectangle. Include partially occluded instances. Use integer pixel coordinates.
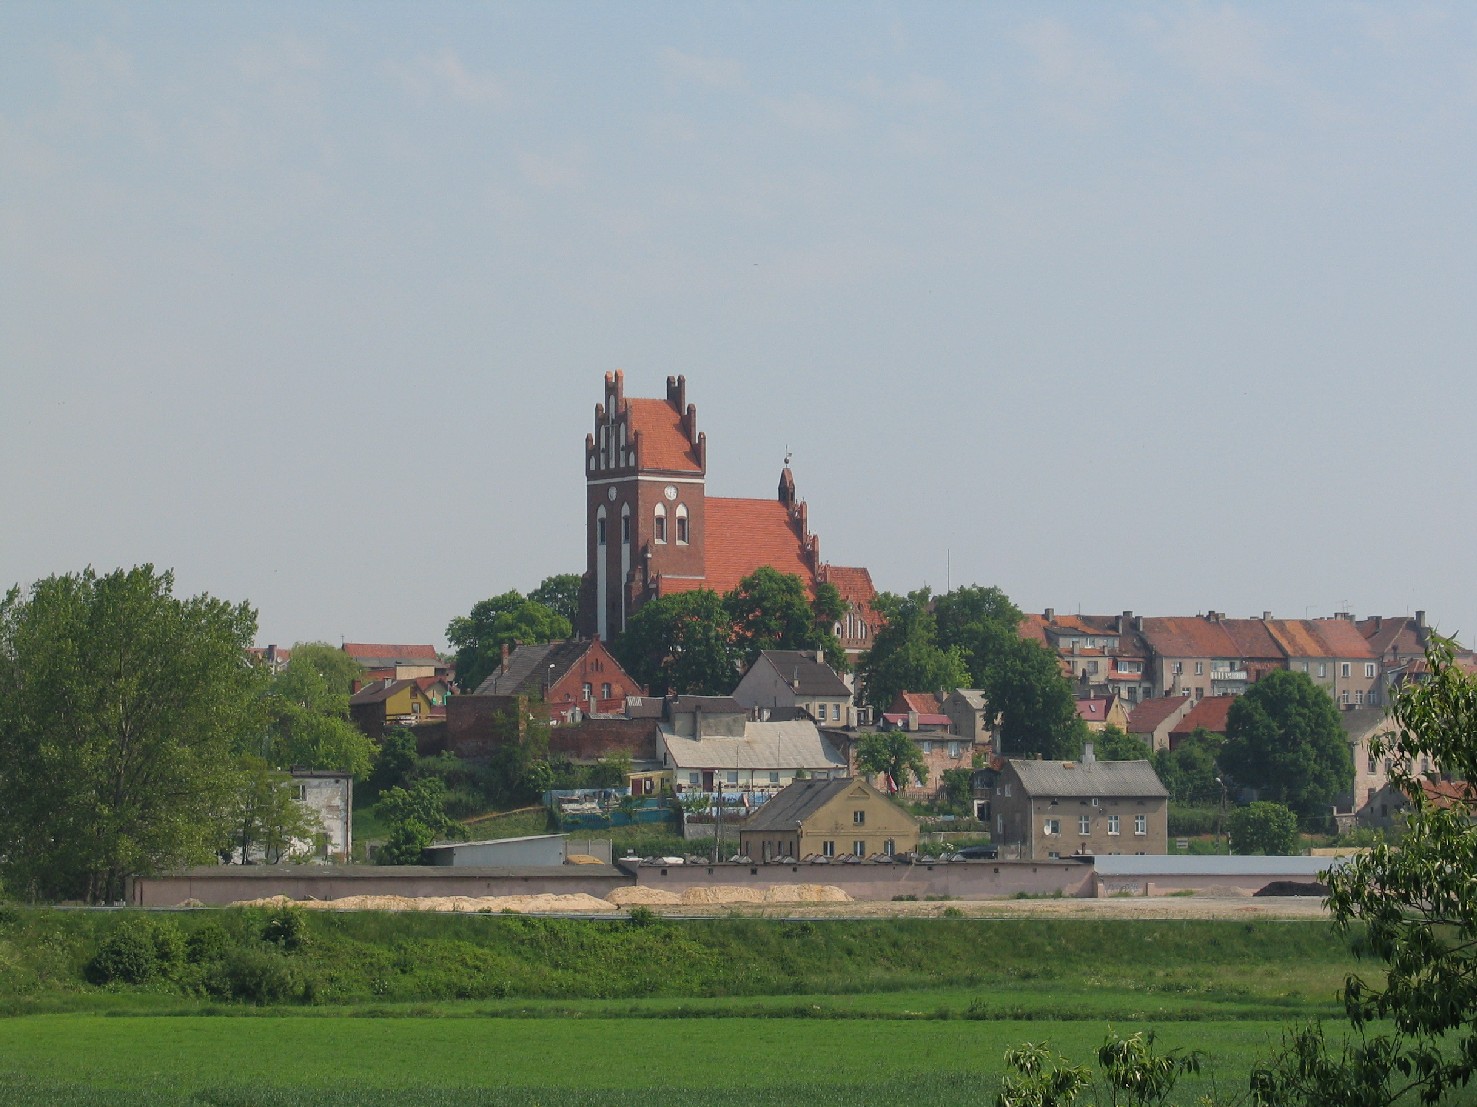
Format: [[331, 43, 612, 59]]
[[0, 910, 1371, 1104]]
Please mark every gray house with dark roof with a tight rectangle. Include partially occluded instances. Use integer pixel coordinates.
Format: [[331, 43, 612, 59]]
[[990, 751, 1169, 859], [731, 649, 855, 726]]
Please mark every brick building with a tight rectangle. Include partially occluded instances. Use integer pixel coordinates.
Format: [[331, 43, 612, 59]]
[[577, 371, 878, 657]]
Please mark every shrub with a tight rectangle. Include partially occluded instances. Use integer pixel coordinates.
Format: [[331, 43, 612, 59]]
[[213, 946, 303, 1004], [87, 915, 184, 985], [261, 906, 311, 951], [185, 921, 231, 964]]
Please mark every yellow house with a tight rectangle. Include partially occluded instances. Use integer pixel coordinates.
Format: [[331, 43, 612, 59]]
[[349, 678, 438, 735], [739, 777, 918, 862], [1075, 697, 1130, 733]]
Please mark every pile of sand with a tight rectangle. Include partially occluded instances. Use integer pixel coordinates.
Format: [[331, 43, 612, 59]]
[[227, 893, 615, 913], [565, 854, 605, 865], [607, 886, 683, 906], [762, 883, 852, 903]]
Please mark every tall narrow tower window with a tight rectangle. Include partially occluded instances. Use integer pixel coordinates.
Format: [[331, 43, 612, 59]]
[[596, 506, 607, 546], [620, 505, 631, 544], [654, 503, 667, 543], [675, 503, 689, 544]]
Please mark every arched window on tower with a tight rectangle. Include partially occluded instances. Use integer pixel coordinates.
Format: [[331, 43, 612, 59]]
[[596, 506, 607, 546], [675, 503, 689, 545], [654, 503, 666, 543], [620, 504, 630, 545]]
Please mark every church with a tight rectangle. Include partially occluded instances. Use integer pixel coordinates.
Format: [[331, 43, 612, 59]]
[[577, 371, 878, 657]]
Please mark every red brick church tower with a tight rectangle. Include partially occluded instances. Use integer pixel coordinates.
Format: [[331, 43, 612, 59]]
[[577, 371, 879, 656]]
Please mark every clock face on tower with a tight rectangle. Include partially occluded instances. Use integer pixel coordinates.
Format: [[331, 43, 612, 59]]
[[608, 487, 617, 501], [663, 485, 677, 501]]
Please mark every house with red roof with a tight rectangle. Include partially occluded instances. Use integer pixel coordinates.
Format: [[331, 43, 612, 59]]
[[1075, 696, 1129, 732], [577, 371, 878, 658]]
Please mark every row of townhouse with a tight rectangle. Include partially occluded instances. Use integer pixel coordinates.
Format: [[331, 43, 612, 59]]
[[1022, 609, 1455, 709]]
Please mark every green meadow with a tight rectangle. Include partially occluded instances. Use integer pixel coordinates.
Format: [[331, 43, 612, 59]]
[[0, 908, 1369, 1104]]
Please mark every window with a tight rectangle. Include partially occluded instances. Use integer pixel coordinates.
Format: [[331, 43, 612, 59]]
[[1341, 662, 1351, 678], [1194, 661, 1204, 676], [293, 784, 307, 802], [1355, 690, 1364, 705], [726, 771, 738, 785], [1368, 753, 1377, 772], [688, 772, 700, 786], [1079, 815, 1090, 835], [620, 507, 630, 544], [853, 840, 867, 857], [853, 810, 866, 826], [675, 504, 689, 544], [1134, 814, 1147, 835], [948, 741, 962, 759], [596, 509, 607, 545], [1172, 662, 1183, 675], [1301, 661, 1309, 673], [654, 504, 666, 542], [816, 703, 827, 721], [1341, 690, 1350, 704], [1107, 815, 1120, 835], [768, 771, 779, 784], [1365, 663, 1376, 678], [601, 683, 611, 699], [1044, 819, 1060, 836], [822, 841, 836, 857], [1319, 663, 1327, 678]]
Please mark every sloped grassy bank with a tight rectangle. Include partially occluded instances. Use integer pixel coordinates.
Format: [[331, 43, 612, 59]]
[[0, 905, 1360, 1016]]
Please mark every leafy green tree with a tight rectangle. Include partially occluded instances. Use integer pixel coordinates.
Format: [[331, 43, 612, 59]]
[[1227, 800, 1299, 855], [283, 641, 362, 696], [445, 591, 572, 693], [529, 573, 582, 624], [260, 652, 375, 776], [0, 565, 259, 902], [985, 637, 1087, 761], [368, 729, 418, 795], [376, 778, 466, 865], [855, 731, 928, 791], [1091, 724, 1150, 762], [1152, 728, 1225, 805], [1251, 636, 1477, 1106], [1222, 669, 1352, 823], [226, 757, 324, 863], [724, 567, 845, 670], [858, 589, 970, 715], [933, 584, 1022, 680], [614, 589, 739, 696]]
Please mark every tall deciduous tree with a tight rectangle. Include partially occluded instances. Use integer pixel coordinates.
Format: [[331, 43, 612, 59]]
[[984, 636, 1087, 761], [446, 590, 572, 693], [1227, 800, 1299, 855], [226, 756, 324, 864], [0, 565, 259, 902], [614, 590, 738, 697], [858, 590, 970, 715], [1091, 724, 1151, 762], [529, 573, 582, 624], [1251, 637, 1477, 1106], [1222, 669, 1352, 822], [855, 731, 928, 791], [260, 650, 375, 776], [1152, 728, 1224, 805], [724, 567, 845, 670]]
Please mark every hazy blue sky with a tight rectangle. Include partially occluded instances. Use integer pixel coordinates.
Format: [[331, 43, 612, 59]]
[[4, 3, 1475, 650]]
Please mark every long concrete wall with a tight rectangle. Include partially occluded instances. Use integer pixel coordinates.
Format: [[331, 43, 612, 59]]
[[630, 859, 1095, 900], [131, 865, 630, 907]]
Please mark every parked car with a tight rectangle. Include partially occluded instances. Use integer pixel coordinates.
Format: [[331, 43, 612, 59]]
[[956, 844, 999, 860]]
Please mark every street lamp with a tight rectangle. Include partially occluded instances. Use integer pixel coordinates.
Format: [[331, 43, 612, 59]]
[[1215, 776, 1228, 854]]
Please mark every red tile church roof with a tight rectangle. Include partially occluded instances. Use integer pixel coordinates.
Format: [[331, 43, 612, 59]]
[[626, 397, 702, 473], [659, 497, 815, 597]]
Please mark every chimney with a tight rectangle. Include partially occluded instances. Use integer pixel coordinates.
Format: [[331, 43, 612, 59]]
[[1119, 611, 1133, 633], [1262, 611, 1272, 621], [815, 648, 824, 664], [1134, 616, 1144, 632], [1044, 608, 1055, 621], [908, 709, 919, 732], [500, 642, 510, 673], [1416, 610, 1427, 630], [1083, 741, 1096, 764]]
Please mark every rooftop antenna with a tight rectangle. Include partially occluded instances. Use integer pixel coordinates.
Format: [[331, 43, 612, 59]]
[[784, 446, 792, 466]]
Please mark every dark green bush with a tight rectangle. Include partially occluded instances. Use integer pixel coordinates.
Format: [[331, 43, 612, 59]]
[[261, 905, 311, 951], [1167, 804, 1220, 836], [186, 920, 231, 964], [87, 915, 183, 984], [213, 946, 303, 1004]]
